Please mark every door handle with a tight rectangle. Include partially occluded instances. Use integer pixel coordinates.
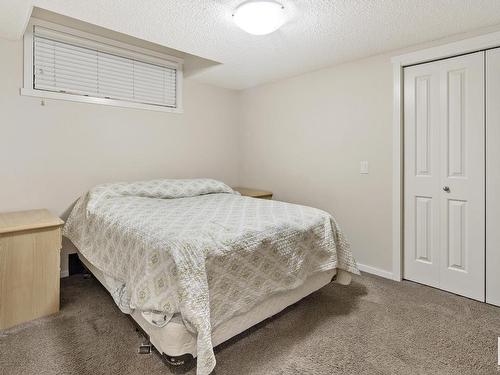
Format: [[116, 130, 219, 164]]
[[443, 186, 450, 193]]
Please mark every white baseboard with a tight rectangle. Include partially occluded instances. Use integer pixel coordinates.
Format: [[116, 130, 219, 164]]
[[58, 262, 395, 280], [357, 263, 394, 280], [59, 263, 395, 280]]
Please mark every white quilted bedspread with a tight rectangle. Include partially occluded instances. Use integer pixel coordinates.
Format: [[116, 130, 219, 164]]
[[63, 179, 359, 375]]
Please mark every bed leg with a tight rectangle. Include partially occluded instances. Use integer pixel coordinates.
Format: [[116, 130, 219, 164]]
[[138, 342, 152, 354], [82, 265, 92, 279], [162, 353, 193, 367]]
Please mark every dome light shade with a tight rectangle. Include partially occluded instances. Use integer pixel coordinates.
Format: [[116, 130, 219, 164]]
[[233, 1, 285, 35]]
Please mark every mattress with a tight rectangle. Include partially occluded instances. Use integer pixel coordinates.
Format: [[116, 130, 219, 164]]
[[79, 251, 349, 358]]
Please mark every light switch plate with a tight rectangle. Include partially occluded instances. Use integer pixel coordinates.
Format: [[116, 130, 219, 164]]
[[360, 161, 369, 174]]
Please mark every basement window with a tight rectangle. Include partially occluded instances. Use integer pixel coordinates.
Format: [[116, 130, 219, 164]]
[[22, 19, 183, 113]]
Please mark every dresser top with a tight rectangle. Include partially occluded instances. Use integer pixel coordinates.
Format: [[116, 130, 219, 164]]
[[0, 209, 64, 234]]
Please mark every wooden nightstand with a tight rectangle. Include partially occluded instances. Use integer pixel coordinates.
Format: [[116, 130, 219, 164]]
[[233, 187, 273, 200], [0, 209, 64, 330]]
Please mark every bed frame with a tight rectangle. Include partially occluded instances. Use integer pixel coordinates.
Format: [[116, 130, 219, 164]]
[[77, 251, 350, 367]]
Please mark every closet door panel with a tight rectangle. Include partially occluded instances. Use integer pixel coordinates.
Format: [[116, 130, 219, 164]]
[[486, 48, 500, 307], [438, 52, 485, 301], [404, 52, 485, 301], [404, 63, 441, 288]]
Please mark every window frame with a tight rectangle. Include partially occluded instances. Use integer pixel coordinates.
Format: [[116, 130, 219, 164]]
[[22, 18, 184, 113]]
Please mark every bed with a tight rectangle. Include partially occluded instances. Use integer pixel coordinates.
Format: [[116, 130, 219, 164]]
[[63, 178, 359, 375]]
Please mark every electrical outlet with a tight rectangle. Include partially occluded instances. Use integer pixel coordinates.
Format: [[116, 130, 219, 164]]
[[360, 161, 369, 174]]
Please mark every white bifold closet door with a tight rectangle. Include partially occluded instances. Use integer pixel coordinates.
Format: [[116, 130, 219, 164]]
[[486, 48, 500, 306], [404, 52, 485, 301]]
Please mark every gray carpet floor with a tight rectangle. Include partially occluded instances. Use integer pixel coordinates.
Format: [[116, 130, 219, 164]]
[[1, 273, 499, 375]]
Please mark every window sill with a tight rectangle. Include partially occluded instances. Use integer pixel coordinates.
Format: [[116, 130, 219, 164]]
[[20, 88, 184, 114]]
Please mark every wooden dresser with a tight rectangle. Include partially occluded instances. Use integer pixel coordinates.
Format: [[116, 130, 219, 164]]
[[0, 209, 64, 330], [233, 187, 273, 200]]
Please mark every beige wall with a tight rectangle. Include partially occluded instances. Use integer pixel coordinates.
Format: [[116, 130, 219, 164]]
[[0, 37, 240, 274], [238, 53, 394, 273], [4, 24, 500, 278], [237, 25, 500, 276]]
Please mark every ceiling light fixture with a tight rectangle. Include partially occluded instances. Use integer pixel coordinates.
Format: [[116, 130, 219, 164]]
[[233, 1, 285, 36]]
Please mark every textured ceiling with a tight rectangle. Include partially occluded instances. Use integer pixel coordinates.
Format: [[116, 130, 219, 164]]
[[1, 0, 500, 89]]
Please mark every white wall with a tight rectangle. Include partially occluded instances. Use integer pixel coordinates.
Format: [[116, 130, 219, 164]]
[[4, 24, 500, 278], [0, 37, 240, 275], [239, 53, 394, 274], [237, 25, 500, 277]]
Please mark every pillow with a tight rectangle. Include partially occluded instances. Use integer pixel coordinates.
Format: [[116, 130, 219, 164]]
[[86, 178, 235, 214]]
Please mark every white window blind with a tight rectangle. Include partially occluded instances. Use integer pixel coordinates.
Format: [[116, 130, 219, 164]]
[[33, 26, 178, 108]]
